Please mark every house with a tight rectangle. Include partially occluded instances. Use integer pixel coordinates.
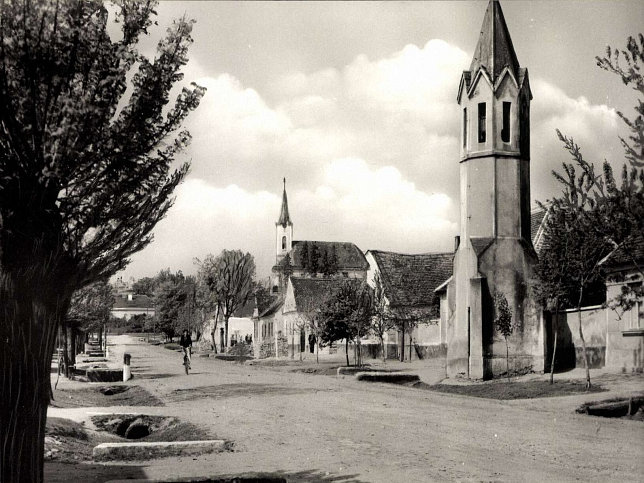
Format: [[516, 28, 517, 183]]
[[365, 250, 453, 359], [111, 293, 155, 320]]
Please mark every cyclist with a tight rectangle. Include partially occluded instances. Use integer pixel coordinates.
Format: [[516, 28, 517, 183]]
[[179, 329, 192, 370]]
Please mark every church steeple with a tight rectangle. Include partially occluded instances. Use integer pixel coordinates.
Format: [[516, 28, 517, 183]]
[[275, 178, 293, 266], [276, 178, 292, 228], [469, 0, 520, 83]]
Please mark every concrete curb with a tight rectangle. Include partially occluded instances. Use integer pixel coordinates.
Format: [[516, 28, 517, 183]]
[[93, 440, 228, 461], [355, 371, 420, 384]]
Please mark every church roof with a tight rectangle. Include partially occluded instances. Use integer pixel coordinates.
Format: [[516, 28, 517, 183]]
[[369, 251, 453, 311], [469, 0, 520, 83], [276, 178, 292, 227], [290, 241, 369, 271]]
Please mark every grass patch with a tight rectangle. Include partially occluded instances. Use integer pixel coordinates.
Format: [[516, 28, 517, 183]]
[[46, 417, 88, 441], [50, 384, 164, 408], [419, 379, 607, 400]]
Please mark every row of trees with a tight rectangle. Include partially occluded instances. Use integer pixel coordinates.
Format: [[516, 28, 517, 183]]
[[535, 34, 644, 388], [299, 241, 339, 276]]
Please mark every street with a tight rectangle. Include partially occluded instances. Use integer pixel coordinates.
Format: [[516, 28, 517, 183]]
[[47, 335, 643, 482]]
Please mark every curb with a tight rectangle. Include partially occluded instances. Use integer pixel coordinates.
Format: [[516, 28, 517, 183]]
[[93, 440, 228, 461]]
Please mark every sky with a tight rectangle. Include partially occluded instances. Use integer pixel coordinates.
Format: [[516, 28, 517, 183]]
[[114, 0, 643, 283]]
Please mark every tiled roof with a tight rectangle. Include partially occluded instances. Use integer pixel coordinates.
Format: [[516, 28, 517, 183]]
[[602, 235, 644, 268], [258, 296, 284, 318], [291, 241, 369, 270], [112, 294, 154, 309], [290, 277, 357, 312], [370, 251, 453, 311]]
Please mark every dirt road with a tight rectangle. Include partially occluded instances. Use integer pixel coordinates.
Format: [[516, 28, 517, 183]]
[[47, 335, 643, 482]]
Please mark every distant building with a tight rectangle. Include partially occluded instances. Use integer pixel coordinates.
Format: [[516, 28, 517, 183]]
[[111, 292, 155, 320]]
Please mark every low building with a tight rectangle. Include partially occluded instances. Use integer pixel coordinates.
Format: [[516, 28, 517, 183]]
[[111, 293, 155, 320], [365, 250, 453, 360]]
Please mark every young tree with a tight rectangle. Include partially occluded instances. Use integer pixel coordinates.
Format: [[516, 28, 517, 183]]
[[371, 272, 395, 362], [534, 206, 573, 384], [493, 290, 514, 381], [0, 2, 204, 479], [390, 308, 423, 363], [195, 257, 221, 352]]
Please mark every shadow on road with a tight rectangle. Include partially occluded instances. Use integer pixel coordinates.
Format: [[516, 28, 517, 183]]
[[142, 469, 365, 482], [44, 462, 147, 482]]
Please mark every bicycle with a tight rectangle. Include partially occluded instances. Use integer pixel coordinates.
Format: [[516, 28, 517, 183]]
[[182, 346, 191, 375]]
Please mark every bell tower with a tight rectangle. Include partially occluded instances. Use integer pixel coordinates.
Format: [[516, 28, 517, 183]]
[[447, 0, 543, 379], [275, 178, 293, 264]]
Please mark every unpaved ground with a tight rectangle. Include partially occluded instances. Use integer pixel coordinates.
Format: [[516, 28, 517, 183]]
[[46, 335, 644, 482]]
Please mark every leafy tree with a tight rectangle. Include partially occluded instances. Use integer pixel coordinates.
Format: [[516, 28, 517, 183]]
[[320, 249, 331, 277], [202, 250, 256, 348], [319, 280, 372, 366], [493, 290, 514, 381], [329, 245, 339, 274], [0, 2, 204, 479], [153, 270, 190, 342], [195, 257, 221, 351], [133, 276, 156, 296], [371, 271, 396, 362]]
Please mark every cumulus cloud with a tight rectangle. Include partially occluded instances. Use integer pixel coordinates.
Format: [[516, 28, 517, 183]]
[[120, 38, 629, 281]]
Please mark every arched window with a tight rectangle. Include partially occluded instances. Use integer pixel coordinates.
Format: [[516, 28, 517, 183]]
[[282, 236, 287, 250]]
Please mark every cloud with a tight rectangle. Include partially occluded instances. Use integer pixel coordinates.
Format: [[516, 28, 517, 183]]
[[120, 38, 629, 281]]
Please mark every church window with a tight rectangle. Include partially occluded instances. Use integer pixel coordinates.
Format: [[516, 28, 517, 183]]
[[463, 108, 467, 148], [282, 236, 286, 250], [501, 102, 511, 143], [478, 102, 486, 143]]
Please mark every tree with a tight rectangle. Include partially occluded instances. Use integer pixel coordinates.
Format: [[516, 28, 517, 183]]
[[0, 2, 204, 478], [153, 270, 190, 342], [534, 206, 573, 384], [542, 139, 614, 389], [300, 241, 310, 270], [203, 250, 256, 349], [133, 276, 156, 296], [308, 242, 320, 275], [195, 257, 221, 352], [63, 280, 114, 377], [319, 280, 372, 367], [371, 272, 396, 362], [493, 290, 514, 381]]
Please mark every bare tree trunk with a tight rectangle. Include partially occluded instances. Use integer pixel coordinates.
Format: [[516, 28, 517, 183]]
[[345, 339, 350, 367], [380, 335, 386, 363], [506, 339, 510, 382], [290, 324, 294, 359], [63, 325, 71, 378], [550, 311, 558, 384], [224, 315, 229, 349], [409, 333, 412, 362], [576, 291, 591, 389], [1, 282, 69, 482], [399, 321, 405, 363], [315, 332, 319, 364]]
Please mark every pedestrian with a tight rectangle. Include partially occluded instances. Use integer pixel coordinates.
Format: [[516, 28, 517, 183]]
[[180, 329, 192, 369]]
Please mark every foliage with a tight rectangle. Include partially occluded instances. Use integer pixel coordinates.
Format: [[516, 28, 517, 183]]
[[596, 34, 644, 168], [132, 277, 156, 296], [0, 1, 204, 478], [308, 243, 320, 275], [493, 291, 513, 339], [67, 280, 114, 332], [300, 242, 310, 270], [153, 270, 190, 341], [319, 280, 373, 366]]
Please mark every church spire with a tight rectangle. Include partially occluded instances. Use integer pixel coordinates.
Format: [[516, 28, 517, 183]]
[[469, 0, 520, 83], [277, 177, 292, 227]]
